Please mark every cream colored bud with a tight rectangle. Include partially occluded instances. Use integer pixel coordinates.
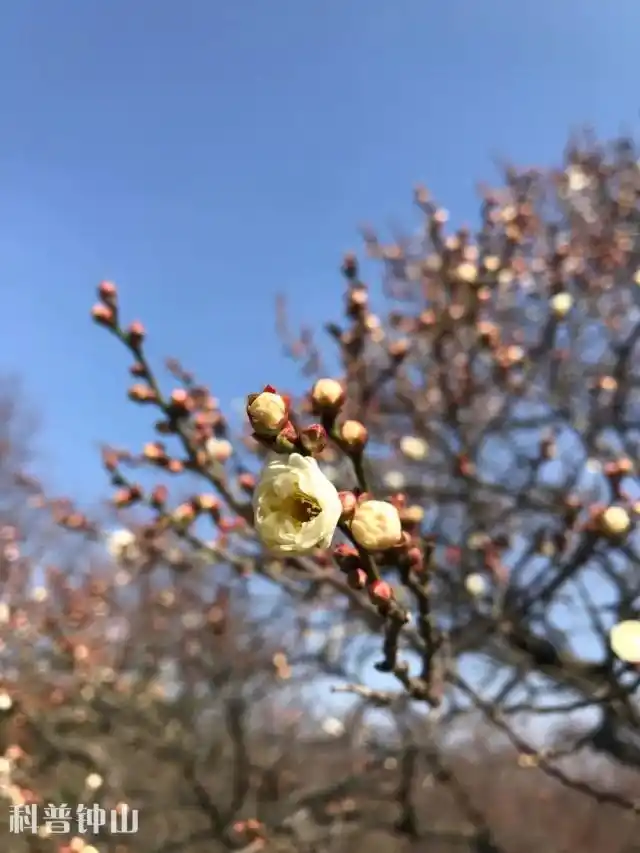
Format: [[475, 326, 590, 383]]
[[311, 378, 344, 410], [340, 420, 368, 449], [601, 506, 631, 537], [351, 500, 402, 551], [246, 391, 288, 435], [550, 292, 573, 318]]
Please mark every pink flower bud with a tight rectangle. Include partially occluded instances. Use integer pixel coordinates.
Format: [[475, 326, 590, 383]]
[[338, 490, 357, 520], [126, 321, 146, 347], [368, 579, 393, 603], [98, 280, 118, 303], [333, 543, 360, 573], [347, 568, 367, 589], [91, 304, 115, 326], [274, 421, 298, 453], [299, 423, 328, 455], [128, 384, 157, 404]]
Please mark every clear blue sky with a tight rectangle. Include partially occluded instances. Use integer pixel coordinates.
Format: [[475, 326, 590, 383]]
[[1, 0, 639, 501]]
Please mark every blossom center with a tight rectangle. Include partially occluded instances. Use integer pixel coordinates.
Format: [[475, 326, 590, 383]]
[[282, 489, 323, 525]]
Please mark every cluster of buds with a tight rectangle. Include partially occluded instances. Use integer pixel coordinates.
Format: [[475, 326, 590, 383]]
[[246, 385, 330, 458], [90, 280, 118, 328]]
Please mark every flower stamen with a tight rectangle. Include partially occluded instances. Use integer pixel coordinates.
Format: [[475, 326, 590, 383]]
[[285, 489, 323, 524]]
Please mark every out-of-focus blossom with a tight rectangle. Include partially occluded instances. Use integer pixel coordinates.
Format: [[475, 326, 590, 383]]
[[322, 717, 345, 737], [383, 470, 406, 491], [399, 435, 429, 461], [31, 587, 48, 603], [85, 773, 103, 791], [254, 453, 342, 555], [565, 165, 591, 193], [601, 506, 631, 537], [550, 292, 574, 319], [106, 528, 140, 564], [465, 573, 488, 597], [610, 620, 640, 663], [205, 438, 233, 462], [0, 691, 13, 711]]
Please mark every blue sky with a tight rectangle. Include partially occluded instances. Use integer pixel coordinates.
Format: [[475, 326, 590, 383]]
[[1, 0, 640, 502]]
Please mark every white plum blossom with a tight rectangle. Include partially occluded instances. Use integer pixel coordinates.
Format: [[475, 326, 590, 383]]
[[253, 453, 342, 555], [610, 620, 640, 663], [351, 500, 402, 551], [106, 528, 140, 564]]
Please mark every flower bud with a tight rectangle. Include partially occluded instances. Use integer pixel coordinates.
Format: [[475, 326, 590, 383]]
[[407, 546, 424, 572], [368, 579, 394, 604], [351, 500, 402, 551], [341, 252, 358, 280], [91, 304, 115, 327], [128, 384, 157, 404], [347, 568, 367, 589], [338, 490, 357, 520], [247, 389, 288, 436], [143, 441, 166, 463], [150, 485, 168, 507], [310, 378, 345, 413], [340, 420, 368, 451], [600, 506, 631, 538], [299, 423, 328, 455], [98, 280, 118, 304], [333, 543, 360, 573], [126, 321, 146, 347], [400, 505, 424, 527], [274, 421, 298, 453], [238, 473, 256, 492]]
